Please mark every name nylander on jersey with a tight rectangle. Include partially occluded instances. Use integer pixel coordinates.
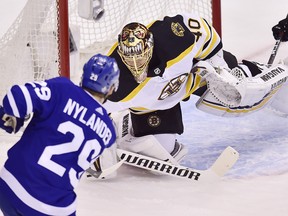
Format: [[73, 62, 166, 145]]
[[1, 77, 116, 215]]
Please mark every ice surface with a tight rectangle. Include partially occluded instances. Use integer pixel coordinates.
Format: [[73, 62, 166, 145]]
[[0, 0, 288, 215]]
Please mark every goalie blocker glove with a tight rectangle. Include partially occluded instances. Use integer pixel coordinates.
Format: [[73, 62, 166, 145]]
[[0, 105, 24, 134], [272, 16, 288, 42]]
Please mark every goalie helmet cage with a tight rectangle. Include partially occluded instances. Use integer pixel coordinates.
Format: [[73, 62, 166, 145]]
[[0, 0, 221, 101]]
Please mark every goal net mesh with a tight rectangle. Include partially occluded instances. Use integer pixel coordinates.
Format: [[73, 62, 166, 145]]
[[0, 0, 218, 140]]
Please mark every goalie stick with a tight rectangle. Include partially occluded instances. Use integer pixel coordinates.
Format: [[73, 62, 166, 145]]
[[117, 146, 239, 182], [86, 159, 124, 179], [267, 38, 282, 67], [267, 13, 288, 67]]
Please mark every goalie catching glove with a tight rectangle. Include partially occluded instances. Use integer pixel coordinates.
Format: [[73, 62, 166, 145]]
[[0, 105, 24, 134], [193, 60, 288, 108], [193, 61, 243, 107]]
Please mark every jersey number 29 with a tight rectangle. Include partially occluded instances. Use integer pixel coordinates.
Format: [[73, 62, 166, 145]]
[[38, 121, 101, 188]]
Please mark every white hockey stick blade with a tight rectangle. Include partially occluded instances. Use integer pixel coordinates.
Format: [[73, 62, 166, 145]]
[[86, 159, 125, 179], [210, 146, 239, 177], [117, 146, 239, 182]]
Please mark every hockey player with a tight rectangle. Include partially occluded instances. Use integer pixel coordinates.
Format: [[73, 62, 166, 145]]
[[98, 13, 288, 168], [0, 54, 120, 215]]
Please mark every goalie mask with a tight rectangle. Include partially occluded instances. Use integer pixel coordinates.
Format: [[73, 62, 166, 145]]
[[118, 22, 154, 83]]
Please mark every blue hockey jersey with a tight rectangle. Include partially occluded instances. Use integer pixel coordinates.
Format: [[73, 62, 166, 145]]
[[0, 77, 116, 215]]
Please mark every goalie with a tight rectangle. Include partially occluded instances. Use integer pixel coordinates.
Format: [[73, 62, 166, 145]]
[[93, 13, 288, 176]]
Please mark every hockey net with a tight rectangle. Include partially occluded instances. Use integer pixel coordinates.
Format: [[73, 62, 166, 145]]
[[0, 0, 221, 161]]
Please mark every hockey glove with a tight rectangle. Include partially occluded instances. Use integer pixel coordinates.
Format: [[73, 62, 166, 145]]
[[0, 106, 24, 134], [272, 17, 288, 42]]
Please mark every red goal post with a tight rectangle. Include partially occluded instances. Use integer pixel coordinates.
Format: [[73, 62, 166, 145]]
[[0, 0, 221, 100], [212, 0, 222, 38]]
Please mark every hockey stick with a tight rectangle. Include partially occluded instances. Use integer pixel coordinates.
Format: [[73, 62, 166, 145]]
[[117, 146, 239, 182], [267, 38, 282, 67], [267, 14, 288, 67], [86, 159, 125, 179]]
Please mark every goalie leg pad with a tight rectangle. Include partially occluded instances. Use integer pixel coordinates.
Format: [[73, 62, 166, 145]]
[[119, 134, 174, 161], [237, 64, 288, 107], [112, 109, 188, 163], [119, 133, 188, 163], [267, 84, 288, 117]]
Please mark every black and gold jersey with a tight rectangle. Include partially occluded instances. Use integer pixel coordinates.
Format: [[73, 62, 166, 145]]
[[104, 12, 223, 113]]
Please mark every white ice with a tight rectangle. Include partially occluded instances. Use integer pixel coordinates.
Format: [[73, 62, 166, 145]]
[[0, 1, 288, 216]]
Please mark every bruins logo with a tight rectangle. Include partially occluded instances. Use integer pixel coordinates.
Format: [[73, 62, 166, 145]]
[[171, 22, 185, 37], [158, 74, 187, 100], [147, 115, 161, 127]]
